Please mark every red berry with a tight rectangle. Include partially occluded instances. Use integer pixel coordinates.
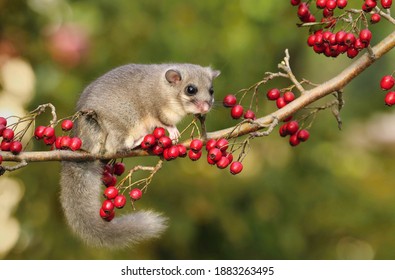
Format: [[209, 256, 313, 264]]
[[354, 39, 366, 51], [224, 152, 234, 163], [297, 2, 310, 18], [324, 32, 334, 44], [307, 34, 316, 47], [43, 135, 56, 145], [326, 0, 337, 10], [208, 148, 223, 162], [289, 134, 300, 146], [153, 127, 166, 139], [230, 105, 244, 119], [43, 126, 55, 139], [276, 97, 287, 109], [371, 13, 381, 24], [151, 145, 164, 155], [61, 119, 74, 131], [2, 128, 14, 141], [362, 3, 373, 12], [60, 136, 71, 149], [114, 195, 127, 209], [205, 139, 217, 151], [103, 164, 114, 174], [34, 126, 46, 140], [279, 123, 289, 137], [385, 91, 395, 106], [104, 210, 115, 222], [381, 0, 393, 9], [1, 140, 11, 151], [129, 188, 142, 201], [104, 186, 119, 199], [163, 148, 171, 161], [158, 136, 172, 148], [207, 155, 216, 165], [297, 129, 310, 142], [188, 149, 202, 161], [335, 31, 347, 44], [244, 109, 256, 120], [283, 115, 293, 122], [223, 94, 237, 107], [337, 0, 347, 9], [10, 141, 22, 155], [267, 88, 281, 100], [216, 156, 230, 169], [365, 0, 377, 8], [0, 117, 6, 127], [338, 44, 348, 54], [190, 139, 203, 152], [69, 137, 82, 151], [359, 29, 372, 44], [283, 91, 295, 103], [0, 124, 5, 136], [99, 207, 113, 220], [177, 144, 187, 157], [380, 75, 395, 90], [316, 0, 327, 9], [142, 134, 156, 149], [347, 47, 359, 59], [102, 172, 117, 187], [290, 0, 301, 6], [323, 7, 333, 17], [314, 32, 324, 46], [230, 161, 243, 175], [101, 200, 115, 213], [215, 138, 229, 152], [344, 33, 356, 46], [167, 145, 180, 159], [286, 121, 299, 135], [113, 162, 125, 176]]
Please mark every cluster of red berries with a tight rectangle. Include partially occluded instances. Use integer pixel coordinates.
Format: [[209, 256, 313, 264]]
[[279, 120, 310, 146], [307, 29, 372, 58], [203, 138, 243, 174], [141, 127, 244, 175], [266, 88, 296, 109], [100, 161, 143, 222], [102, 161, 125, 187], [290, 0, 383, 59], [141, 127, 187, 160], [34, 119, 82, 151], [265, 89, 310, 146], [0, 117, 23, 155], [362, 0, 393, 12], [223, 94, 256, 120], [291, 0, 348, 23], [380, 74, 395, 106], [100, 186, 143, 222]]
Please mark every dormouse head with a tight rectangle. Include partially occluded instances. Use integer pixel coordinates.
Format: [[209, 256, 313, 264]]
[[165, 64, 220, 115]]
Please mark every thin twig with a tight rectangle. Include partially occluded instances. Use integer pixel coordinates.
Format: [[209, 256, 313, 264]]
[[278, 49, 305, 94]]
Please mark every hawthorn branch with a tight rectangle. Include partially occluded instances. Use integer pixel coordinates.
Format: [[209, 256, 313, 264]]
[[207, 29, 395, 139], [1, 30, 395, 165]]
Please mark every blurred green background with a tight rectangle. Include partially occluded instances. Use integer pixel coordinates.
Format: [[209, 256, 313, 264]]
[[1, 0, 395, 260]]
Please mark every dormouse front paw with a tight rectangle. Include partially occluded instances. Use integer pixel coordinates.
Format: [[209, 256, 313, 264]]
[[165, 125, 180, 141]]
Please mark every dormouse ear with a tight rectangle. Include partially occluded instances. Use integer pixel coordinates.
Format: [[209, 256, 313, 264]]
[[211, 70, 221, 79], [165, 69, 182, 84]]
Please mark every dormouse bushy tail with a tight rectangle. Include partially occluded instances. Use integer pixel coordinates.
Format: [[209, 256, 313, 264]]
[[60, 161, 167, 248]]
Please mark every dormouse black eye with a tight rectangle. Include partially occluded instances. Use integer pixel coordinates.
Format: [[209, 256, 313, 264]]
[[209, 87, 214, 95], [185, 85, 198, 95]]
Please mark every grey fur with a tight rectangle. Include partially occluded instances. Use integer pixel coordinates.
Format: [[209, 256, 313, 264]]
[[59, 63, 220, 247]]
